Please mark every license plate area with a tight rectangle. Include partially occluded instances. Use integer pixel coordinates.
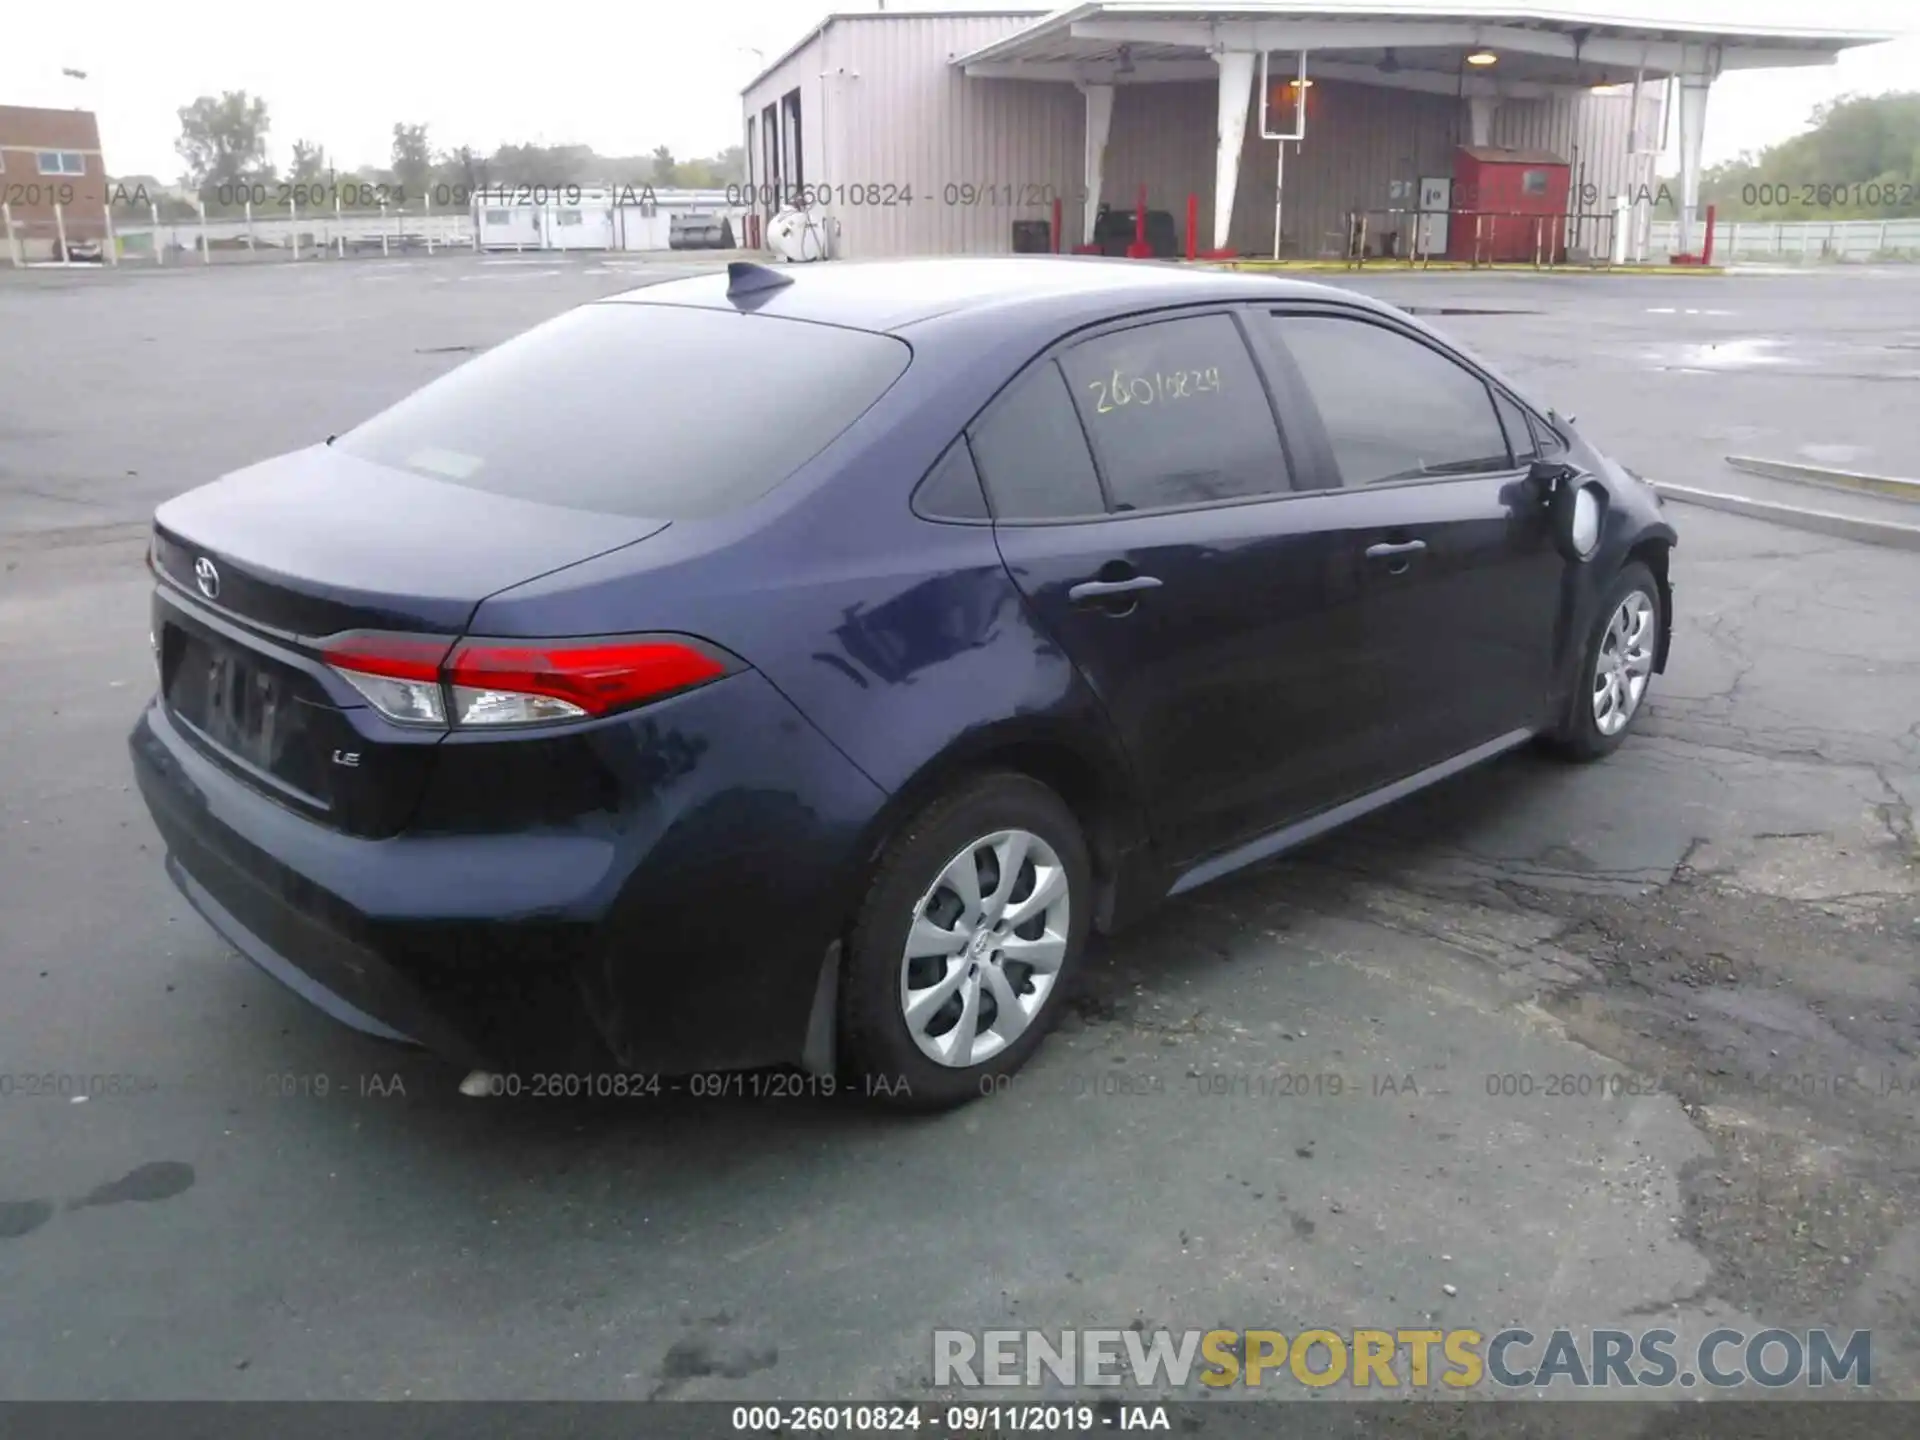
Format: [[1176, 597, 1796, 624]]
[[161, 623, 335, 809]]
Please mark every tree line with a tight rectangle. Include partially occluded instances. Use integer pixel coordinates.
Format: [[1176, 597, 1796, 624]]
[[114, 90, 744, 219], [1695, 91, 1920, 221]]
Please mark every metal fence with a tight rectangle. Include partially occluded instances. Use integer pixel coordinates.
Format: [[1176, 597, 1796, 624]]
[[1648, 216, 1920, 262], [3, 187, 760, 267], [2, 200, 474, 266]]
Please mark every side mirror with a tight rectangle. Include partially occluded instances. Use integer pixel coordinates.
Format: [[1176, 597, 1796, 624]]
[[1532, 461, 1608, 563]]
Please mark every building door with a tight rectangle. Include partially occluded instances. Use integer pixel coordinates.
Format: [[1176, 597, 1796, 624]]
[[1416, 177, 1451, 257]]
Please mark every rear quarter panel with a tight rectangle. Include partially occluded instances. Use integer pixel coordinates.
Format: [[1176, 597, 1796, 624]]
[[467, 317, 1146, 899]]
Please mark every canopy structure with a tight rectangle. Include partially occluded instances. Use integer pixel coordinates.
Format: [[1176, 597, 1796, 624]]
[[954, 1, 1901, 256]]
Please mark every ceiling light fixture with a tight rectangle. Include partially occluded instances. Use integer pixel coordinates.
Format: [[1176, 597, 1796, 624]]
[[1467, 51, 1499, 66]]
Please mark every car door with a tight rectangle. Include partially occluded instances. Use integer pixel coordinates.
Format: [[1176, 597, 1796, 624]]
[[1250, 305, 1566, 780], [972, 307, 1373, 868]]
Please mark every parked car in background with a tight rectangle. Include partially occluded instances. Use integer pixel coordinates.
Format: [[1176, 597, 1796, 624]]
[[129, 257, 1676, 1109]]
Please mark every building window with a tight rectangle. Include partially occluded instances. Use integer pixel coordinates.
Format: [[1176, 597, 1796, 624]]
[[1521, 169, 1549, 195], [555, 209, 582, 226], [484, 209, 510, 225], [37, 151, 87, 176], [780, 88, 804, 197], [762, 102, 780, 206]]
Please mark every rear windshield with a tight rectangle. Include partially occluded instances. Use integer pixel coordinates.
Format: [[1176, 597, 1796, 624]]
[[334, 302, 911, 518]]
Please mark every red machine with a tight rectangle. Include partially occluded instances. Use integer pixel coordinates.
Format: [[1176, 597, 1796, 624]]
[[1448, 146, 1571, 263]]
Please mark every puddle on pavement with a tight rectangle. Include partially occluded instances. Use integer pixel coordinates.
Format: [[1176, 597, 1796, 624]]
[[1650, 336, 1791, 370], [1401, 306, 1541, 316]]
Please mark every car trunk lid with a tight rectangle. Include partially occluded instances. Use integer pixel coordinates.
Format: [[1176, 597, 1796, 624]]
[[150, 445, 668, 835]]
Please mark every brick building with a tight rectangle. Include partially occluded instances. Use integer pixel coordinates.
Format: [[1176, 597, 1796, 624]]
[[0, 104, 109, 260]]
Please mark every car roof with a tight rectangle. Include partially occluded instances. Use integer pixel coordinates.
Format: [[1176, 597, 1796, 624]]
[[598, 256, 1383, 336]]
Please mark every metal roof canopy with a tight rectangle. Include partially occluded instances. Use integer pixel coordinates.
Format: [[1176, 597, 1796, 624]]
[[949, 2, 1903, 259], [952, 1, 1902, 92]]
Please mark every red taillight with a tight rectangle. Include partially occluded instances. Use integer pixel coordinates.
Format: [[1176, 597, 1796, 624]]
[[447, 640, 728, 719], [322, 632, 456, 727], [322, 634, 454, 683], [319, 631, 731, 729]]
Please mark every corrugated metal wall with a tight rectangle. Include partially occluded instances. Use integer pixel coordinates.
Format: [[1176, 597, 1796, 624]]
[[1491, 90, 1659, 256], [832, 13, 1084, 256], [742, 14, 1082, 258], [742, 18, 1668, 262], [742, 30, 830, 210], [1239, 81, 1463, 258], [1103, 79, 1460, 259]]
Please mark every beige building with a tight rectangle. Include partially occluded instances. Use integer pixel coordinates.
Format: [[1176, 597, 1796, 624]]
[[739, 3, 1896, 262]]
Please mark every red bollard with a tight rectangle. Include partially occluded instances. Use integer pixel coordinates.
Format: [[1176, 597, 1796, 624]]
[[1186, 193, 1198, 261], [1701, 204, 1717, 267], [1126, 182, 1151, 259], [1052, 195, 1062, 253]]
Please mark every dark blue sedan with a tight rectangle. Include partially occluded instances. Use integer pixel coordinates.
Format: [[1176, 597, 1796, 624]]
[[130, 256, 1676, 1108]]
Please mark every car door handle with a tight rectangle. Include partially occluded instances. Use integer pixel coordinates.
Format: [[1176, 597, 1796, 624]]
[[1364, 540, 1427, 560], [1068, 575, 1163, 604]]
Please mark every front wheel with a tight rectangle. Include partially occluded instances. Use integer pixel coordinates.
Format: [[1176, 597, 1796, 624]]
[[1549, 561, 1662, 761], [838, 772, 1091, 1110]]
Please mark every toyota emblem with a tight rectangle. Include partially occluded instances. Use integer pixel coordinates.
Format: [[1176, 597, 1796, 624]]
[[194, 557, 221, 600]]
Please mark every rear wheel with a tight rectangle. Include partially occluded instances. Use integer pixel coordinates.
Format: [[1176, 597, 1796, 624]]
[[1550, 561, 1661, 761], [839, 773, 1091, 1110]]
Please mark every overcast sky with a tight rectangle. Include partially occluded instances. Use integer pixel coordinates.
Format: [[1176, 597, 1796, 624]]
[[4, 1, 1915, 180]]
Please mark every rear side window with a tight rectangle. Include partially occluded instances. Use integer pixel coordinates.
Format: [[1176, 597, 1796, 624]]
[[1273, 314, 1511, 486], [335, 303, 910, 519], [913, 438, 990, 521], [969, 362, 1107, 521], [1059, 314, 1290, 510]]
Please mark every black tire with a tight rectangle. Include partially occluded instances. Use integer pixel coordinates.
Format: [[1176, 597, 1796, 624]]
[[838, 771, 1092, 1111], [1548, 561, 1662, 762]]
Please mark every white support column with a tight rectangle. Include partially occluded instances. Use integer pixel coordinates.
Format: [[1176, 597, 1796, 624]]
[[1078, 82, 1114, 247], [1467, 95, 1499, 148], [1212, 50, 1256, 253], [1675, 72, 1713, 255]]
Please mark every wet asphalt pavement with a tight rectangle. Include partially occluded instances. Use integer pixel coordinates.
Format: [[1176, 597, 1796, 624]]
[[0, 255, 1916, 1413]]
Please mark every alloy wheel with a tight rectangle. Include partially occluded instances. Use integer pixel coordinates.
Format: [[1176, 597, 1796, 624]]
[[898, 829, 1070, 1068], [1592, 590, 1656, 737]]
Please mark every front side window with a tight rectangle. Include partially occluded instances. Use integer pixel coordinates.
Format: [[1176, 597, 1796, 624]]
[[1273, 314, 1511, 486], [1058, 314, 1290, 511], [37, 151, 86, 176]]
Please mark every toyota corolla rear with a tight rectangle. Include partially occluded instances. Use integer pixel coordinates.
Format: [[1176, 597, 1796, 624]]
[[129, 294, 908, 1076]]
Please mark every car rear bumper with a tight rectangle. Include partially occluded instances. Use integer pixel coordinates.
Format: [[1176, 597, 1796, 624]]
[[130, 671, 888, 1075]]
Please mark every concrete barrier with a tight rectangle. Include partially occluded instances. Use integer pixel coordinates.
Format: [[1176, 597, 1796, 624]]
[[1652, 483, 1920, 551], [1725, 455, 1920, 505]]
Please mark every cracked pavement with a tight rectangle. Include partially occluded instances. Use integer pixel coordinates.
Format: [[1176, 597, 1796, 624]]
[[1, 258, 1916, 1416]]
